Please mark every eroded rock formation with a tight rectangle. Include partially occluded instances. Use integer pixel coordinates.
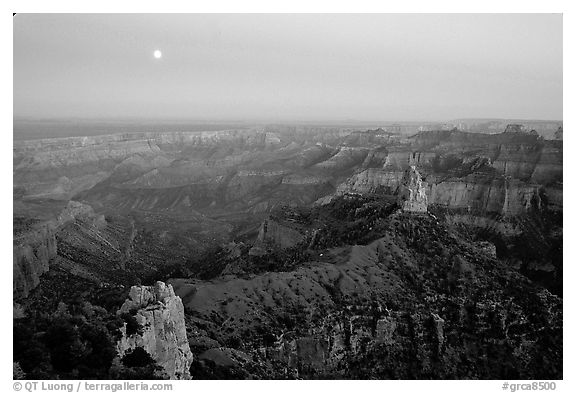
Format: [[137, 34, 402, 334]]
[[116, 282, 193, 380], [398, 166, 428, 213]]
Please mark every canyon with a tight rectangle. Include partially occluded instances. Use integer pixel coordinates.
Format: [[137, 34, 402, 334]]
[[13, 124, 562, 379]]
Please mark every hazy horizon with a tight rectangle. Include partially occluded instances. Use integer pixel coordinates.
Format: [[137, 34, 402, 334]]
[[14, 14, 563, 121], [13, 114, 564, 123]]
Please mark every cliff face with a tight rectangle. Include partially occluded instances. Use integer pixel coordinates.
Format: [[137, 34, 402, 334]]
[[492, 146, 537, 180], [116, 282, 193, 380], [334, 167, 542, 216], [13, 201, 105, 299], [491, 142, 561, 186], [427, 175, 541, 215], [325, 130, 561, 217], [336, 168, 404, 195], [13, 223, 58, 298]]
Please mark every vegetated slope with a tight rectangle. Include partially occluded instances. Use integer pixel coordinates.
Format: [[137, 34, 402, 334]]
[[170, 195, 562, 379]]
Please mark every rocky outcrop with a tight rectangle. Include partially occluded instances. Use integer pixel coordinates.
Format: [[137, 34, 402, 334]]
[[398, 166, 428, 213], [430, 313, 445, 350], [116, 282, 193, 380]]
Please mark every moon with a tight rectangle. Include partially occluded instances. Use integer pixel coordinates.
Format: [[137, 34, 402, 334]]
[[153, 50, 162, 59]]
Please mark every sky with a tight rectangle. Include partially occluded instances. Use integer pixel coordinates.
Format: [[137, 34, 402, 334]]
[[13, 14, 563, 122]]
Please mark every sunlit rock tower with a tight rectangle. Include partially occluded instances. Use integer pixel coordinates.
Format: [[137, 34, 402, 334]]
[[398, 165, 428, 213], [115, 281, 193, 379]]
